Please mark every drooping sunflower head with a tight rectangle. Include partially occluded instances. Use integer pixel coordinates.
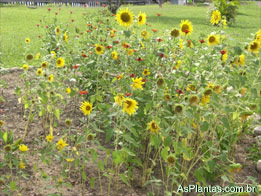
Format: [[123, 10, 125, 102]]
[[80, 101, 93, 116], [207, 34, 219, 46], [203, 88, 213, 96], [116, 8, 134, 27], [137, 12, 146, 26], [56, 57, 65, 68], [95, 44, 104, 55], [157, 78, 164, 87], [122, 98, 138, 116], [170, 28, 180, 37], [41, 61, 48, 69], [189, 95, 199, 105], [55, 27, 60, 35], [174, 104, 184, 113], [141, 30, 150, 40], [180, 20, 193, 35], [147, 120, 160, 134], [248, 40, 259, 53], [26, 54, 34, 61], [114, 94, 125, 106], [210, 10, 221, 25]]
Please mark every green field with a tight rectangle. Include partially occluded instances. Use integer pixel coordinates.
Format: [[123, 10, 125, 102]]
[[0, 2, 260, 68]]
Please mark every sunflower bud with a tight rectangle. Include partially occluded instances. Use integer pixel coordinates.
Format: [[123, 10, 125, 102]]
[[65, 119, 72, 127], [4, 145, 12, 152], [203, 88, 212, 96], [189, 95, 199, 105], [157, 78, 164, 87], [167, 155, 175, 164], [87, 133, 95, 141]]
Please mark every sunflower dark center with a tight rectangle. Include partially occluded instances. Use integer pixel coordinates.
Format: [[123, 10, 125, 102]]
[[57, 60, 62, 64], [97, 47, 102, 52], [121, 13, 130, 22], [152, 122, 157, 129], [138, 16, 142, 22], [86, 106, 91, 111], [171, 29, 179, 37], [250, 42, 257, 50], [126, 100, 132, 108], [181, 24, 189, 32], [209, 36, 215, 43]]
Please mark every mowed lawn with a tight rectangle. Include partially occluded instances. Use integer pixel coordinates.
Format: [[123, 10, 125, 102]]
[[0, 2, 260, 68]]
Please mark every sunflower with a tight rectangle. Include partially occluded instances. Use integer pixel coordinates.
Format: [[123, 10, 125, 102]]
[[64, 32, 68, 43], [127, 49, 134, 56], [112, 51, 118, 60], [35, 53, 40, 60], [25, 38, 30, 43], [66, 88, 71, 94], [210, 10, 221, 25], [36, 68, 43, 76], [51, 51, 56, 58], [239, 54, 245, 66], [131, 77, 145, 90], [147, 120, 160, 134], [56, 138, 68, 151], [176, 60, 182, 69], [55, 27, 60, 35], [48, 74, 53, 82], [201, 95, 210, 105], [41, 61, 48, 69], [255, 29, 261, 43], [46, 134, 54, 142], [80, 101, 93, 116], [56, 57, 65, 68], [95, 44, 105, 55], [174, 104, 183, 113], [142, 69, 150, 76], [207, 34, 219, 46], [122, 98, 138, 116], [189, 95, 199, 105], [180, 20, 193, 35], [170, 28, 180, 37], [248, 40, 259, 53], [141, 30, 150, 39], [23, 64, 29, 70], [137, 12, 146, 26], [116, 8, 134, 27], [26, 54, 34, 61], [114, 94, 125, 106]]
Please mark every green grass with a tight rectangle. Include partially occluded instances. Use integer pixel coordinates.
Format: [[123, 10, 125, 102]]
[[0, 2, 260, 68]]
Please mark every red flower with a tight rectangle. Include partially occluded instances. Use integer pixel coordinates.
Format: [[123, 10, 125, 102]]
[[55, 12, 58, 15], [59, 8, 61, 11], [157, 38, 163, 42], [142, 78, 147, 82], [136, 57, 144, 61], [123, 43, 131, 48], [56, 47, 59, 50], [152, 29, 158, 32], [80, 91, 88, 95], [86, 30, 92, 33], [113, 40, 120, 44], [84, 4, 87, 7], [130, 73, 136, 77], [200, 39, 205, 43], [133, 49, 137, 52], [45, 25, 48, 28], [156, 13, 161, 16], [184, 29, 190, 34], [103, 5, 107, 7], [220, 50, 226, 55], [81, 53, 88, 58], [125, 93, 133, 97], [72, 19, 75, 22], [106, 45, 112, 49], [70, 11, 72, 14], [38, 35, 41, 39], [36, 24, 40, 27], [73, 64, 80, 69], [112, 14, 115, 17], [87, 24, 92, 26], [176, 89, 184, 94], [106, 28, 110, 31], [159, 53, 166, 58], [48, 8, 51, 11]]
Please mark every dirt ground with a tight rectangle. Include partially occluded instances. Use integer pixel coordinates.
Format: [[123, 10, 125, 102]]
[[0, 70, 260, 196]]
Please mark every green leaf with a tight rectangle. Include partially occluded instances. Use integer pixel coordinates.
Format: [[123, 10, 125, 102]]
[[3, 131, 8, 143], [98, 160, 104, 172], [10, 181, 16, 191], [194, 168, 206, 184], [54, 109, 60, 120], [150, 134, 161, 148], [123, 30, 131, 38], [120, 173, 130, 186], [161, 147, 169, 161], [90, 177, 95, 189], [201, 121, 209, 132], [82, 171, 87, 181], [105, 128, 114, 143]]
